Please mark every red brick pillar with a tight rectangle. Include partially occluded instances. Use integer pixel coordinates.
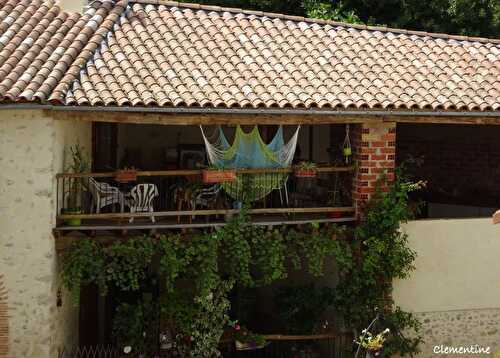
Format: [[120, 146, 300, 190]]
[[351, 122, 396, 217]]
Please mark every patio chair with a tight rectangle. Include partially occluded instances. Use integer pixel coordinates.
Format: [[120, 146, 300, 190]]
[[127, 183, 159, 223], [87, 177, 127, 214], [192, 185, 223, 222], [193, 185, 222, 210]]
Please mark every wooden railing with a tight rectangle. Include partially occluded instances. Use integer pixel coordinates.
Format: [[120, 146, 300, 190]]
[[55, 166, 355, 231]]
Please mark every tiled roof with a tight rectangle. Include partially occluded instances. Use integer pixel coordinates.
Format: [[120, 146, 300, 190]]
[[0, 0, 126, 103], [1, 0, 499, 111]]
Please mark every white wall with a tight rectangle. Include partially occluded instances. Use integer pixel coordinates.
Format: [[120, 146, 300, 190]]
[[393, 218, 500, 357], [394, 218, 500, 312]]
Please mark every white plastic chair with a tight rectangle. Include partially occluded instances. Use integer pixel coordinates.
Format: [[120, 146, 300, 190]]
[[88, 177, 127, 213], [127, 183, 159, 223]]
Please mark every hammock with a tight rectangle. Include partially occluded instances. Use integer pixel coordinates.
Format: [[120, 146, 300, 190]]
[[200, 125, 300, 202]]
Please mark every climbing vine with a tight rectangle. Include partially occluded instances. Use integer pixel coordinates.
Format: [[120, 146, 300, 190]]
[[61, 171, 422, 356], [60, 239, 106, 304], [104, 238, 155, 292], [334, 168, 425, 355]]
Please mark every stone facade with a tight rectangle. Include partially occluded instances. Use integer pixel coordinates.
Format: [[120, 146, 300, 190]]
[[414, 308, 500, 357], [0, 110, 91, 358]]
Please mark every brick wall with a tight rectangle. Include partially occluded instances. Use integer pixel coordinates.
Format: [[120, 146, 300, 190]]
[[352, 122, 396, 216], [0, 275, 8, 357], [397, 124, 500, 208]]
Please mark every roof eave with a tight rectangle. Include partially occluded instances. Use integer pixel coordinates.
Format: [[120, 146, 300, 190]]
[[0, 103, 499, 117]]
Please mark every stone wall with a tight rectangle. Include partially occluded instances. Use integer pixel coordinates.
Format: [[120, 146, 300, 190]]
[[414, 308, 500, 357], [0, 110, 91, 358]]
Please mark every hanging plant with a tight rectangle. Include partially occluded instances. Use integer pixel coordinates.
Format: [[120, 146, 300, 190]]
[[104, 238, 155, 291], [158, 234, 193, 292], [218, 206, 254, 287], [60, 239, 107, 304], [251, 228, 287, 286], [343, 124, 352, 164]]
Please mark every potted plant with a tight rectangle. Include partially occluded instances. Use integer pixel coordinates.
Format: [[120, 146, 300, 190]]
[[294, 161, 317, 178], [230, 323, 267, 351], [355, 328, 390, 358], [63, 143, 90, 226], [202, 166, 236, 183], [115, 166, 138, 183]]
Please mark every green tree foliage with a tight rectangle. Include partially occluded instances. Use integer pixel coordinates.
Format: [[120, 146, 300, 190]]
[[181, 0, 500, 37]]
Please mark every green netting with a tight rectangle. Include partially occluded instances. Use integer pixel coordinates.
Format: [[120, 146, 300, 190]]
[[201, 125, 300, 202]]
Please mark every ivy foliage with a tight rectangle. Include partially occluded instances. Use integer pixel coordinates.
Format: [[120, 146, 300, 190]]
[[61, 216, 349, 355], [61, 171, 422, 356], [334, 168, 425, 355], [60, 239, 106, 304], [105, 238, 155, 292]]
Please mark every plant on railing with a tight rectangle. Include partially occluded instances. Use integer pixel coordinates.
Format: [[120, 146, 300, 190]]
[[61, 239, 106, 304], [63, 143, 90, 225], [114, 166, 138, 183], [202, 165, 236, 183], [231, 323, 267, 351], [294, 161, 318, 177], [334, 167, 425, 356]]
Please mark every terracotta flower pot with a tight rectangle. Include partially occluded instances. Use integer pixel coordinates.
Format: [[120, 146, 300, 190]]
[[202, 169, 236, 183], [115, 169, 138, 183], [294, 169, 317, 178]]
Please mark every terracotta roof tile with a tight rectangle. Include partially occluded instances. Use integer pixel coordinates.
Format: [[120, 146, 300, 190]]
[[0, 0, 128, 103], [0, 0, 498, 111]]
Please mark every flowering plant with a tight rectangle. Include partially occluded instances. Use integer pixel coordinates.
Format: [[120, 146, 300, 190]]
[[355, 328, 390, 353], [229, 321, 266, 347]]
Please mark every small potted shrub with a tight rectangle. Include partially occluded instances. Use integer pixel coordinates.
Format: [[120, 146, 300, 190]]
[[230, 323, 267, 351], [202, 166, 236, 183], [294, 161, 317, 178], [114, 166, 138, 183]]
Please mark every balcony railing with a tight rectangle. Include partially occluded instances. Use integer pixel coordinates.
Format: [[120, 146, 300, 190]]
[[55, 166, 355, 233]]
